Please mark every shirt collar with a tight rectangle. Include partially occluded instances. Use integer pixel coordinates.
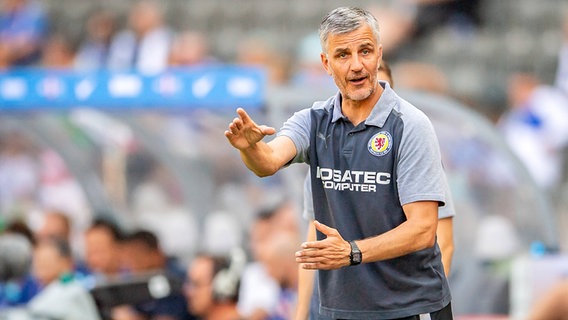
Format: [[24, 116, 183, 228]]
[[330, 81, 397, 128]]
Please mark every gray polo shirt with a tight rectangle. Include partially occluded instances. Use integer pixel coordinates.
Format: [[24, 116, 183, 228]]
[[278, 82, 451, 319]]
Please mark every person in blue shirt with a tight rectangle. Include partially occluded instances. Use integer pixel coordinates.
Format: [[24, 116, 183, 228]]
[[0, 0, 48, 66]]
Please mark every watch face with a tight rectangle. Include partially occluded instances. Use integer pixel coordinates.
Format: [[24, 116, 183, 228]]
[[350, 241, 362, 265], [353, 252, 362, 264]]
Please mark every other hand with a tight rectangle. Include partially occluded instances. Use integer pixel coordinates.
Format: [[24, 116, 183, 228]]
[[295, 220, 352, 270], [224, 108, 276, 150]]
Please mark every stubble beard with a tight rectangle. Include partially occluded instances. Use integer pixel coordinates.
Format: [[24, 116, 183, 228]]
[[346, 84, 375, 102]]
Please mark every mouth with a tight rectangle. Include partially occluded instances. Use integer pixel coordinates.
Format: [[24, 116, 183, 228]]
[[348, 75, 368, 85]]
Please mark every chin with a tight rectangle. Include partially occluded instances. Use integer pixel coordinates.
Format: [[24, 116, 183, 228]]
[[347, 89, 373, 101]]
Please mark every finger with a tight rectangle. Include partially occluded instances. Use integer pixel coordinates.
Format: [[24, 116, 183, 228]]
[[301, 263, 318, 270], [314, 220, 338, 237], [229, 122, 240, 135], [236, 108, 252, 124], [296, 254, 326, 264], [233, 117, 243, 130], [301, 241, 326, 250], [295, 247, 319, 257], [300, 261, 335, 271]]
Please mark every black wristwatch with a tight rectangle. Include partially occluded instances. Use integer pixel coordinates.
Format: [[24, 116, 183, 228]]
[[349, 240, 362, 266]]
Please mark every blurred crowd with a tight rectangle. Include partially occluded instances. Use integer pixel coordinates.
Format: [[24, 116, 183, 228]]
[[1, 0, 568, 318], [0, 198, 303, 320]]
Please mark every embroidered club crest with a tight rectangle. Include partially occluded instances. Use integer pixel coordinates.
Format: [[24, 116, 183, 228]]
[[368, 131, 392, 157]]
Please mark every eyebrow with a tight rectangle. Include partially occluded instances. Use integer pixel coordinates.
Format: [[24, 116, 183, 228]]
[[332, 41, 375, 55]]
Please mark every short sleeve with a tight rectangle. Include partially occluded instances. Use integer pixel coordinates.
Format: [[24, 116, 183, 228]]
[[396, 107, 446, 206], [277, 108, 312, 164]]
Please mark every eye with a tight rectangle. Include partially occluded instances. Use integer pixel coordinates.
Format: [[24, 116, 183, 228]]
[[338, 52, 347, 58], [362, 49, 370, 55]]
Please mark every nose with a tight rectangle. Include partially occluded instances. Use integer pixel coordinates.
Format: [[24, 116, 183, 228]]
[[350, 54, 364, 72]]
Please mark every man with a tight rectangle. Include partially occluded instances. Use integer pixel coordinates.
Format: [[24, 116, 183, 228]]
[[184, 252, 243, 320], [35, 210, 71, 242], [0, 0, 48, 67], [296, 61, 454, 319], [106, 0, 172, 73], [84, 218, 124, 278], [301, 60, 455, 276], [225, 7, 452, 319], [238, 200, 300, 320], [262, 231, 302, 320], [28, 237, 101, 320], [114, 229, 193, 320]]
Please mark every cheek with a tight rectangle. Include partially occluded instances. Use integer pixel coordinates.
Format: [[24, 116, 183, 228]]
[[34, 261, 59, 283]]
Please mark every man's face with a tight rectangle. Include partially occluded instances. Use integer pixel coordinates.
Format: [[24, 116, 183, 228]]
[[32, 242, 70, 286], [321, 24, 382, 103], [84, 228, 118, 275], [185, 256, 215, 316], [121, 242, 154, 273]]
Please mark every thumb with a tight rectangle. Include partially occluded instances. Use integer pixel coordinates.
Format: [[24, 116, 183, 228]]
[[314, 220, 337, 237], [259, 125, 276, 136]]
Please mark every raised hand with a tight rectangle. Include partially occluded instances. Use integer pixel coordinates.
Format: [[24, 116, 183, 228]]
[[295, 220, 352, 270], [224, 108, 276, 151]]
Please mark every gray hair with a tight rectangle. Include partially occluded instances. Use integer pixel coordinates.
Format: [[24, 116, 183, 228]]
[[319, 7, 381, 54]]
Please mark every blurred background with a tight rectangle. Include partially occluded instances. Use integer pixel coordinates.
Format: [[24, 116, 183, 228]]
[[1, 0, 568, 319]]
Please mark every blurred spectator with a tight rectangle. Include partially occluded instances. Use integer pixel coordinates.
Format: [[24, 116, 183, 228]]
[[0, 131, 39, 217], [367, 0, 481, 60], [261, 231, 300, 320], [40, 33, 75, 68], [235, 32, 289, 85], [498, 72, 568, 191], [238, 199, 300, 320], [121, 229, 169, 274], [391, 61, 449, 95], [237, 213, 280, 320], [34, 209, 71, 242], [0, 0, 48, 67], [366, 3, 416, 58], [0, 222, 38, 307], [112, 229, 194, 320], [74, 9, 116, 71], [83, 217, 124, 278], [4, 219, 35, 245], [168, 30, 216, 67], [184, 250, 244, 320], [36, 149, 91, 238], [27, 237, 101, 320], [107, 0, 173, 73], [411, 0, 481, 40], [32, 208, 91, 281]]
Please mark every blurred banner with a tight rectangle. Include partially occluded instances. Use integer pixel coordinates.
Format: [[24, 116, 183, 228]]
[[0, 66, 266, 110]]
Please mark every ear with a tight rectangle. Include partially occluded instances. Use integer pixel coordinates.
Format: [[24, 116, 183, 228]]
[[377, 44, 383, 65], [320, 52, 332, 76]]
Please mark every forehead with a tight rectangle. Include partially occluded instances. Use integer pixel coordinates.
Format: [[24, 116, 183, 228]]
[[326, 24, 377, 51], [189, 257, 214, 278], [35, 242, 63, 260], [86, 228, 114, 241]]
